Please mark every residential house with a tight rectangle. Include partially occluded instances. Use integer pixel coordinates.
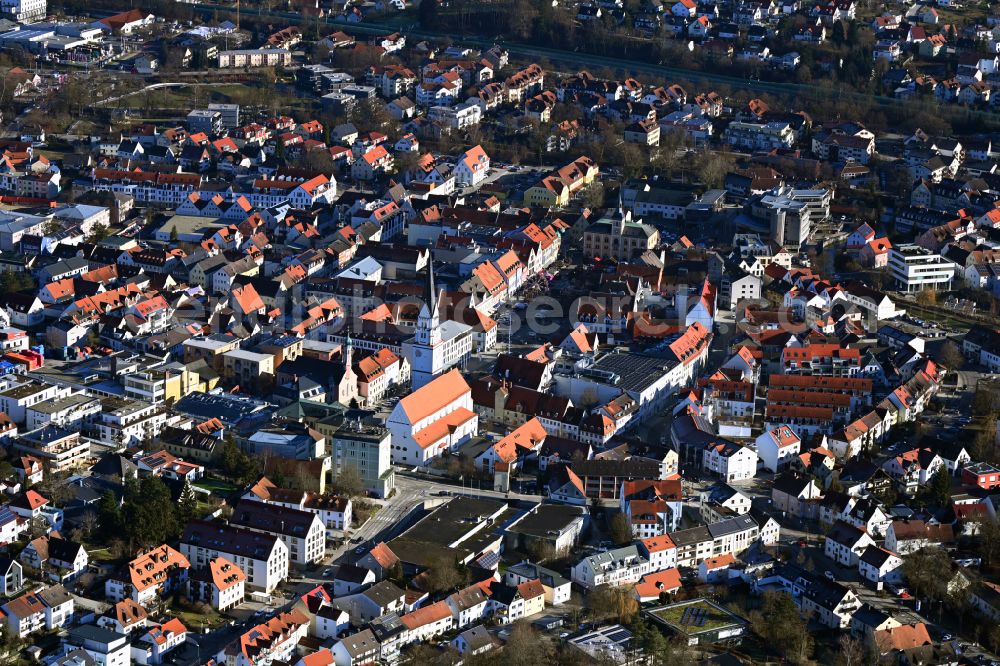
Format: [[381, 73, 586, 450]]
[[105, 545, 190, 607], [858, 546, 903, 586], [824, 520, 875, 567]]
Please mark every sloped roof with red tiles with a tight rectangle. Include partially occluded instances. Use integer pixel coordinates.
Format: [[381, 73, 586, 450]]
[[123, 544, 190, 593], [366, 542, 399, 569], [232, 283, 265, 313], [397, 369, 471, 424], [12, 489, 48, 511], [635, 567, 681, 599], [516, 578, 545, 599], [874, 623, 932, 651], [209, 556, 246, 592], [639, 534, 676, 553], [701, 553, 736, 570], [232, 609, 309, 661], [109, 598, 148, 627], [564, 467, 585, 496], [491, 417, 547, 463], [400, 600, 451, 629]]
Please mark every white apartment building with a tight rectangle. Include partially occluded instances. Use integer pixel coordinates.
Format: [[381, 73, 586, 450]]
[[187, 556, 246, 612], [637, 536, 678, 572], [707, 514, 763, 556], [219, 611, 309, 666], [571, 545, 650, 589], [858, 546, 904, 585], [801, 582, 860, 629], [105, 545, 190, 607], [180, 521, 289, 593], [400, 601, 455, 643], [670, 515, 764, 568], [322, 421, 395, 499], [428, 99, 483, 129], [888, 244, 955, 292], [253, 487, 353, 538], [1, 0, 46, 23], [217, 48, 292, 68], [131, 619, 187, 666], [0, 380, 71, 424], [14, 426, 89, 472], [753, 186, 831, 249], [229, 501, 326, 565], [446, 585, 490, 628], [67, 625, 131, 666], [724, 121, 795, 151], [702, 440, 758, 482], [25, 394, 102, 431], [91, 398, 167, 447]]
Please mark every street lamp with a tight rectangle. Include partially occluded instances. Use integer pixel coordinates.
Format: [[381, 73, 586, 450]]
[[188, 637, 202, 664]]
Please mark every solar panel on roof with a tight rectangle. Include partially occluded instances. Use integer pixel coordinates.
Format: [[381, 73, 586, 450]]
[[607, 629, 631, 642], [477, 551, 500, 569], [680, 606, 710, 627]]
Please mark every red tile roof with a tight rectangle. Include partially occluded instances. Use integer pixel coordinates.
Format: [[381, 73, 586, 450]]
[[397, 369, 471, 424], [400, 600, 451, 629]]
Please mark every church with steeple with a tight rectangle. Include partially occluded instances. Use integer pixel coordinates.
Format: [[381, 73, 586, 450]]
[[334, 325, 360, 406], [403, 260, 474, 389]]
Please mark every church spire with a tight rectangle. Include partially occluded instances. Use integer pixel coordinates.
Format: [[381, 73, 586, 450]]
[[426, 258, 437, 315], [344, 317, 353, 367], [415, 258, 441, 347]]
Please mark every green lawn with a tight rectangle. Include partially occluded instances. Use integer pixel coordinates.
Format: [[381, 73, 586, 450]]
[[84, 544, 121, 564], [651, 599, 744, 633], [193, 477, 239, 497], [169, 605, 227, 631]]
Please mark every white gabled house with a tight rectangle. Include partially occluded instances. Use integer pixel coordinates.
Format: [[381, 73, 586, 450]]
[[755, 425, 801, 472], [400, 600, 454, 643], [702, 440, 758, 482], [801, 579, 860, 629], [824, 520, 874, 567], [843, 498, 891, 538], [858, 546, 903, 586], [446, 584, 490, 628]]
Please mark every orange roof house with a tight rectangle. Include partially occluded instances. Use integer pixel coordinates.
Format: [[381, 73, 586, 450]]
[[874, 623, 932, 653], [479, 417, 547, 470], [561, 323, 597, 354], [400, 600, 452, 632], [226, 610, 309, 664], [634, 567, 682, 602], [110, 544, 190, 606], [208, 556, 246, 593], [95, 9, 152, 34]]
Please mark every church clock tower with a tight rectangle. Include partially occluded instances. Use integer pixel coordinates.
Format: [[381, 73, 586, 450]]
[[415, 260, 442, 347]]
